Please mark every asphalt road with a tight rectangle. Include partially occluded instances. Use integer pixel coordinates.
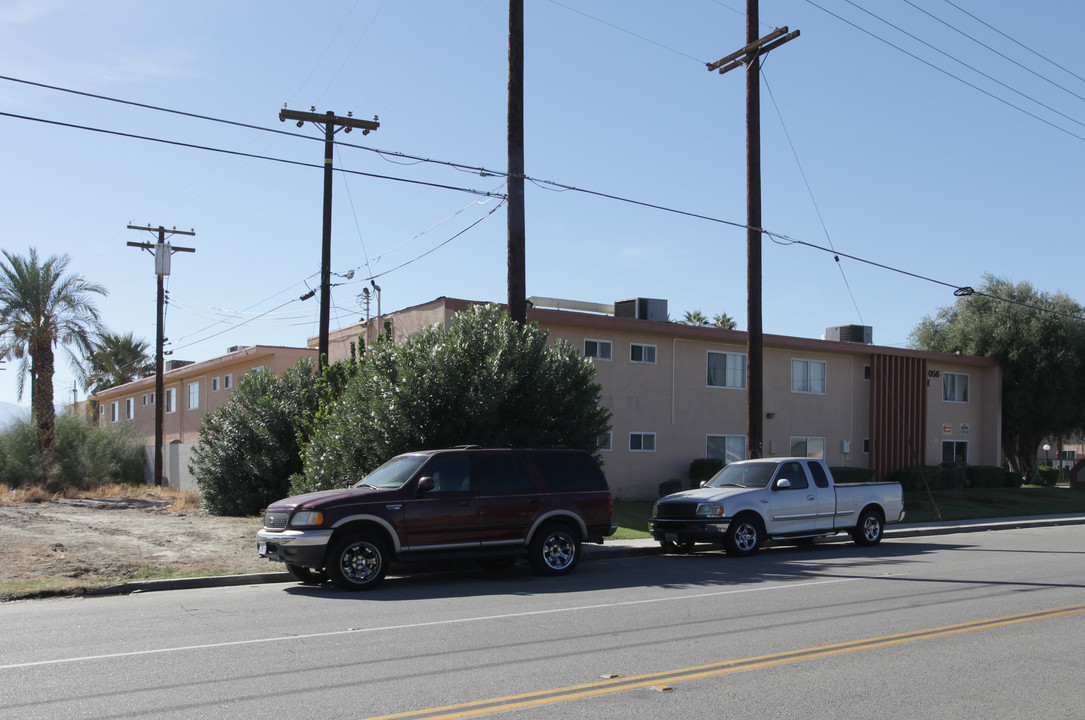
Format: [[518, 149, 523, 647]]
[[2, 525, 1083, 720]]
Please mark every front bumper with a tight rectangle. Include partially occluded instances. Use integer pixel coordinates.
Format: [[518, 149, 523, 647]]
[[257, 528, 334, 567], [648, 518, 731, 544]]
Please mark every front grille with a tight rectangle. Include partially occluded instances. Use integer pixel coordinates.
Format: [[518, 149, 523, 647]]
[[264, 510, 290, 530], [655, 502, 699, 520]]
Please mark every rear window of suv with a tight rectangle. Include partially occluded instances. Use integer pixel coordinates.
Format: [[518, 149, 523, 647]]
[[527, 451, 608, 492]]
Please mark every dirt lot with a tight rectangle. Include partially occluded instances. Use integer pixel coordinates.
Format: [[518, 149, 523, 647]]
[[0, 499, 269, 599]]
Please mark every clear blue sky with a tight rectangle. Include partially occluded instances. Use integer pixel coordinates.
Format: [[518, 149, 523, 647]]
[[2, 0, 1082, 407]]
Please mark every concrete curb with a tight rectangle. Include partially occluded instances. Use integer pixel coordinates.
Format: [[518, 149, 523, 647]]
[[91, 513, 1085, 596]]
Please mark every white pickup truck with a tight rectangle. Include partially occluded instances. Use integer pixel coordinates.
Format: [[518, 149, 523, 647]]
[[649, 457, 904, 556]]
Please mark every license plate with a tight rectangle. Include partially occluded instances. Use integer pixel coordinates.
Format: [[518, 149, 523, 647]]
[[665, 533, 678, 543], [258, 542, 267, 555]]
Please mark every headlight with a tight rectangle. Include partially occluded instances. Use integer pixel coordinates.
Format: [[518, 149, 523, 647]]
[[695, 503, 724, 518], [651, 502, 660, 518], [289, 511, 324, 528]]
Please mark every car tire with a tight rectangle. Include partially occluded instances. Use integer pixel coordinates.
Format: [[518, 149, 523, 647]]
[[326, 532, 389, 591], [529, 524, 580, 576], [724, 515, 762, 557], [851, 508, 884, 547], [285, 563, 327, 585]]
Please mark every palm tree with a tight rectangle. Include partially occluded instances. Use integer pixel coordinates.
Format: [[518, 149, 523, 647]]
[[712, 312, 737, 330], [680, 310, 710, 326], [81, 331, 154, 394], [0, 249, 106, 486]]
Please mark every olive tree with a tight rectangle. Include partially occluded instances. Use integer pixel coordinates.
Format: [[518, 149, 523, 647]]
[[295, 304, 611, 493], [910, 275, 1085, 479], [191, 359, 323, 516]]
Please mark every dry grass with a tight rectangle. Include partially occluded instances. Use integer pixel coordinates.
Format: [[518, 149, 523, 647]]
[[0, 482, 203, 511]]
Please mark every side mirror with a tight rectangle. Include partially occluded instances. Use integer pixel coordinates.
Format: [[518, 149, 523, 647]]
[[774, 478, 792, 490], [416, 476, 435, 494]]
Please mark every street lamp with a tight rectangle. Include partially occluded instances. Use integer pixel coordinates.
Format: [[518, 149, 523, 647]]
[[1043, 443, 1051, 467]]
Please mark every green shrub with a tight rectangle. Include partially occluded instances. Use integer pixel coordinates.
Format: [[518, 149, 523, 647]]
[[1036, 466, 1060, 487], [888, 465, 941, 493], [54, 413, 143, 488], [829, 466, 875, 484], [689, 458, 724, 486], [0, 417, 42, 487], [0, 413, 142, 489], [191, 359, 320, 516], [298, 305, 611, 493], [967, 465, 1014, 489], [658, 479, 683, 498], [939, 462, 968, 490]]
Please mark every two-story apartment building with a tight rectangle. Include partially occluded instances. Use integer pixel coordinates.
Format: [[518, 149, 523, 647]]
[[327, 296, 1002, 499], [88, 345, 317, 489], [90, 297, 1000, 498]]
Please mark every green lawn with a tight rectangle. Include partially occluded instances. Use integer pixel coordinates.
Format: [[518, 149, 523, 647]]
[[901, 486, 1085, 523], [613, 486, 1085, 539]]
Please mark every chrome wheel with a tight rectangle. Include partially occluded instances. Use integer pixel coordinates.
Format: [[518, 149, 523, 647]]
[[852, 509, 883, 547], [327, 533, 388, 591], [725, 517, 761, 556], [530, 525, 580, 575]]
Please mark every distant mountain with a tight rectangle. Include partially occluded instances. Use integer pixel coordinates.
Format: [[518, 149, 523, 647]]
[[0, 402, 31, 429]]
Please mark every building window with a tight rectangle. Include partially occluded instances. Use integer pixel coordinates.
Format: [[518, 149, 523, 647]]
[[707, 351, 746, 389], [629, 432, 656, 452], [943, 372, 969, 403], [598, 431, 612, 452], [141, 394, 148, 406], [584, 339, 612, 361], [630, 343, 656, 364], [706, 434, 746, 464], [110, 401, 119, 423], [165, 388, 176, 414], [791, 359, 827, 394], [864, 364, 871, 380], [125, 398, 135, 420], [188, 382, 200, 410], [212, 377, 220, 392], [791, 436, 826, 459], [942, 440, 968, 464], [863, 438, 870, 455], [150, 392, 156, 405], [224, 374, 233, 389]]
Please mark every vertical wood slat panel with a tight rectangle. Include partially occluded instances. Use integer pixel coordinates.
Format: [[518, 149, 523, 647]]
[[870, 354, 927, 480]]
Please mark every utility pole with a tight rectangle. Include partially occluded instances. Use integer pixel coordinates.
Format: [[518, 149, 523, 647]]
[[507, 0, 527, 324], [708, 4, 798, 459], [127, 225, 196, 487], [279, 107, 379, 368]]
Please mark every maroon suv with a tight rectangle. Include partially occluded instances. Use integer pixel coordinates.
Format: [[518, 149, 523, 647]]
[[257, 447, 615, 590]]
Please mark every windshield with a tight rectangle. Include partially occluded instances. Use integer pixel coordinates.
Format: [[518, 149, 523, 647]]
[[353, 454, 429, 489], [705, 462, 776, 489]]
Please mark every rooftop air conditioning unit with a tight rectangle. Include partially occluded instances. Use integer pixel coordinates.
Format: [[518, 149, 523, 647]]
[[227, 345, 248, 353], [826, 325, 873, 344], [614, 297, 668, 322]]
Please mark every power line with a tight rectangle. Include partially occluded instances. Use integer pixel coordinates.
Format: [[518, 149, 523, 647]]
[[1, 75, 1076, 326], [801, 0, 1085, 144], [545, 0, 708, 64], [901, 0, 1085, 108], [762, 69, 865, 326], [942, 0, 1085, 87], [839, 0, 1085, 133], [0, 109, 505, 199]]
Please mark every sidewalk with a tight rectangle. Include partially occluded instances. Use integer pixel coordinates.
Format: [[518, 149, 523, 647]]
[[93, 513, 1085, 596]]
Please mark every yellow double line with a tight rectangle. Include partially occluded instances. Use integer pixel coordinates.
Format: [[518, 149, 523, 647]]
[[362, 603, 1085, 720]]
